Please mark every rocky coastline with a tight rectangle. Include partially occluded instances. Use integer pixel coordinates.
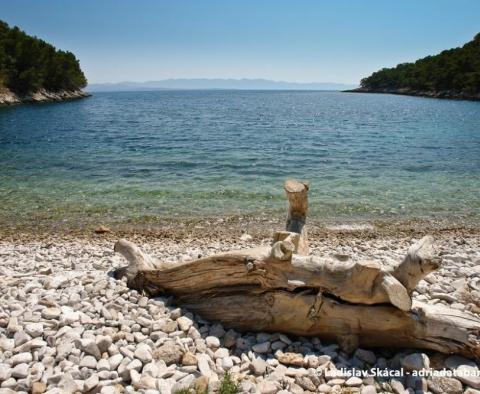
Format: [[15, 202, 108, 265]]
[[345, 87, 480, 101], [0, 88, 90, 106]]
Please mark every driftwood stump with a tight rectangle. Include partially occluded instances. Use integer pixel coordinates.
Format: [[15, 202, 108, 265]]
[[273, 179, 309, 255], [114, 180, 480, 358]]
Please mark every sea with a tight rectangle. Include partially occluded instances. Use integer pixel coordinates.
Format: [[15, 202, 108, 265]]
[[0, 90, 479, 227]]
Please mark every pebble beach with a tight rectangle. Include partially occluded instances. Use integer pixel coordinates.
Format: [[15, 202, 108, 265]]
[[1, 6, 479, 394], [1, 220, 480, 394]]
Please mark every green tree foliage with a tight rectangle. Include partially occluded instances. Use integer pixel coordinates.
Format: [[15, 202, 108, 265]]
[[0, 20, 87, 94], [360, 33, 480, 96]]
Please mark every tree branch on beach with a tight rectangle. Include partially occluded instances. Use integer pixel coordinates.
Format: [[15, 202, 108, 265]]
[[114, 179, 480, 357]]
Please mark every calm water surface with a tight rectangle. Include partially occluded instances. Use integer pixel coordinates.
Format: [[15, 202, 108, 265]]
[[0, 90, 479, 226]]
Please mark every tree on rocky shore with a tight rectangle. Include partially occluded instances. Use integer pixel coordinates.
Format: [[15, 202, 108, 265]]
[[0, 20, 87, 94], [359, 33, 480, 98]]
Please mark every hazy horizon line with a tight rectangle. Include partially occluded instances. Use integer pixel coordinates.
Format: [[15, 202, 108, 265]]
[[88, 77, 358, 85], [87, 78, 358, 92]]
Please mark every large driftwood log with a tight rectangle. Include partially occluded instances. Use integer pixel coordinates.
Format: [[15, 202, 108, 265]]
[[114, 180, 480, 357], [115, 236, 437, 312]]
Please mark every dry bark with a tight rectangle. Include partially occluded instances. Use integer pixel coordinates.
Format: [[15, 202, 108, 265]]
[[113, 179, 480, 357], [278, 179, 309, 255]]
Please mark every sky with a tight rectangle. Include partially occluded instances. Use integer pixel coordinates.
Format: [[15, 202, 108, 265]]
[[1, 0, 479, 85]]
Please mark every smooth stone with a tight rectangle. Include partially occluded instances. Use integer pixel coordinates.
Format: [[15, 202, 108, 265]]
[[317, 355, 331, 366], [25, 323, 43, 337], [251, 358, 267, 375], [97, 359, 110, 372], [427, 376, 463, 394], [31, 382, 47, 394], [10, 352, 32, 366], [455, 364, 480, 388], [176, 316, 193, 331], [305, 355, 320, 368], [142, 362, 160, 378], [84, 374, 99, 391], [152, 341, 182, 365], [11, 363, 29, 379], [278, 334, 292, 344], [197, 354, 212, 377], [445, 355, 477, 369], [138, 296, 149, 307], [56, 342, 74, 361], [256, 380, 278, 394], [205, 336, 220, 349], [181, 352, 198, 366], [318, 383, 332, 393], [109, 354, 124, 370], [289, 383, 304, 394], [240, 380, 255, 393], [0, 338, 14, 352], [80, 355, 98, 369], [361, 385, 377, 394], [17, 337, 46, 353], [252, 341, 270, 354], [213, 348, 229, 359], [390, 379, 405, 393], [276, 352, 304, 367], [79, 339, 101, 359], [346, 376, 363, 387], [45, 275, 69, 289], [354, 348, 377, 365], [0, 378, 17, 389], [295, 376, 316, 391], [405, 374, 428, 391], [134, 344, 153, 364], [256, 333, 272, 343], [169, 308, 182, 320], [0, 364, 11, 381], [223, 330, 237, 348], [96, 335, 113, 353], [222, 357, 233, 370], [62, 310, 80, 324], [132, 371, 156, 390], [136, 316, 152, 328], [126, 359, 143, 373], [209, 324, 226, 338], [13, 331, 30, 347], [401, 353, 430, 371], [328, 378, 345, 385], [285, 367, 308, 377], [100, 386, 119, 394], [271, 341, 286, 351]]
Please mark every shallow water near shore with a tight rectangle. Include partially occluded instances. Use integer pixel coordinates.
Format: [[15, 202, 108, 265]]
[[0, 90, 479, 229]]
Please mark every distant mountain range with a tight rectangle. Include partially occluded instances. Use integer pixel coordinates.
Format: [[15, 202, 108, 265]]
[[87, 78, 357, 92]]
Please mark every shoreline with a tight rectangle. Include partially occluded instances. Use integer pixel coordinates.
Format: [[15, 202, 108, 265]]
[[344, 87, 480, 101], [1, 215, 479, 242], [0, 88, 90, 106]]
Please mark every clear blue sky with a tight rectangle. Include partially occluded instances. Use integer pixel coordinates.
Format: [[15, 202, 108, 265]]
[[1, 0, 479, 84]]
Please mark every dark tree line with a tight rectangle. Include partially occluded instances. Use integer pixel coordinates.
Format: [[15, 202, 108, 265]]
[[360, 33, 480, 96], [0, 20, 87, 94]]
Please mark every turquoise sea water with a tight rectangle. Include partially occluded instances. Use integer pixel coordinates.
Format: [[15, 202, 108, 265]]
[[0, 90, 479, 226]]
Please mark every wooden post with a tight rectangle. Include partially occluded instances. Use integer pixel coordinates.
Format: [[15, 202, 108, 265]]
[[273, 179, 309, 255]]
